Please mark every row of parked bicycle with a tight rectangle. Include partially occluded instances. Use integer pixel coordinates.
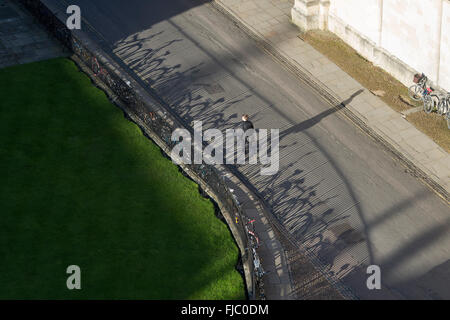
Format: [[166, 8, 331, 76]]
[[408, 73, 450, 129]]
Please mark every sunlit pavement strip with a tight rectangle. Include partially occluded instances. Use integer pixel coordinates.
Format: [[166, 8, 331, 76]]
[[0, 0, 66, 69], [214, 0, 450, 194]]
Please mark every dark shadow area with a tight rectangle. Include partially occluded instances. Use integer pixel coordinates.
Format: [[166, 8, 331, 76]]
[[366, 190, 431, 231], [379, 219, 450, 282], [394, 259, 450, 299], [64, 0, 212, 44], [339, 192, 450, 299]]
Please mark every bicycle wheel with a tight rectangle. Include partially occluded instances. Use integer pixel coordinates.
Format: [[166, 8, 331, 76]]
[[447, 112, 450, 130], [437, 99, 446, 115], [92, 58, 100, 75], [443, 97, 450, 115], [423, 95, 433, 114], [430, 94, 440, 114], [408, 85, 423, 101]]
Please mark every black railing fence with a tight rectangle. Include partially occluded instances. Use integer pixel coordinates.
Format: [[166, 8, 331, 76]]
[[18, 0, 264, 299]]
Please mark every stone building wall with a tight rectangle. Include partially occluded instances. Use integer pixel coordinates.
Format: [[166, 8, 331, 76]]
[[292, 0, 450, 91]]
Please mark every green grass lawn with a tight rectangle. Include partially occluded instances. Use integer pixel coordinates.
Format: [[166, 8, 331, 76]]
[[0, 58, 245, 299]]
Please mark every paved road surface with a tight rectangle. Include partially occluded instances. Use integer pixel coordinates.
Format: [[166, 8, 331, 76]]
[[53, 0, 450, 299]]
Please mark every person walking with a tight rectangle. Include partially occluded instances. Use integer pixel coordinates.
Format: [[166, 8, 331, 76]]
[[241, 114, 254, 132], [241, 114, 255, 156]]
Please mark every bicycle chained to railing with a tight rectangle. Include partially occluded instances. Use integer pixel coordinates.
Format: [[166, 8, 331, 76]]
[[409, 73, 450, 129], [241, 216, 267, 300], [73, 37, 136, 105]]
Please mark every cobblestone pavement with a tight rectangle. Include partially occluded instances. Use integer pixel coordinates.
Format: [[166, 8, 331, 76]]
[[0, 0, 66, 69]]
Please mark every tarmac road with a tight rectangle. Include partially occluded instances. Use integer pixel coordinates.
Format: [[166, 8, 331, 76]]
[[56, 0, 450, 299]]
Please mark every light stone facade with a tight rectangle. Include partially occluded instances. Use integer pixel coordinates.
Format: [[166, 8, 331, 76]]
[[292, 0, 450, 91]]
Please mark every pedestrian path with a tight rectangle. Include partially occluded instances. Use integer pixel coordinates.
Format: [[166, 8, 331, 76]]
[[214, 0, 450, 196], [0, 0, 66, 69]]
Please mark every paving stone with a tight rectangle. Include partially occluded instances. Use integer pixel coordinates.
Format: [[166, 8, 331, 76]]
[[266, 17, 279, 26], [429, 160, 450, 179], [254, 20, 270, 29], [266, 271, 282, 284], [366, 107, 397, 123], [316, 69, 341, 84], [264, 238, 282, 251], [371, 121, 397, 137], [388, 118, 412, 131], [265, 283, 294, 300], [426, 148, 448, 161], [261, 230, 275, 244], [397, 127, 423, 140], [276, 38, 295, 52], [412, 135, 437, 153]]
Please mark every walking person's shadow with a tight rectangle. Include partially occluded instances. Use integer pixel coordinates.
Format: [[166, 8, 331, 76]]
[[280, 89, 364, 139]]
